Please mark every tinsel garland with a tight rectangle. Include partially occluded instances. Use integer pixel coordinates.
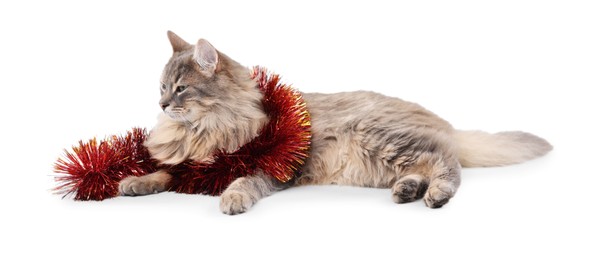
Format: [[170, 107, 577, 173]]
[[54, 67, 311, 200], [54, 128, 156, 200]]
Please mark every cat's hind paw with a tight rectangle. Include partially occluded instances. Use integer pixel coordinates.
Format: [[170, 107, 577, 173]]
[[391, 174, 428, 203], [423, 182, 455, 208]]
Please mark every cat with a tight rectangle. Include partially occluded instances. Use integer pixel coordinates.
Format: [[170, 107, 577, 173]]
[[118, 31, 552, 215]]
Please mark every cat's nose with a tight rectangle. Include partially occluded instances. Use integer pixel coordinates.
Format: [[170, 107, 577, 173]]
[[160, 103, 169, 111]]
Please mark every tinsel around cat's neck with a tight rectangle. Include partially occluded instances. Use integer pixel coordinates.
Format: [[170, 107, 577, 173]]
[[166, 67, 311, 195], [53, 67, 312, 200]]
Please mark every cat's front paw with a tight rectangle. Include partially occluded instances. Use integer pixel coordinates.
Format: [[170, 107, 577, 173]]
[[220, 191, 254, 215], [119, 175, 166, 196]]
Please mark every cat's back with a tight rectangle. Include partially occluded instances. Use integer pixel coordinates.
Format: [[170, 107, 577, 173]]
[[302, 91, 452, 132]]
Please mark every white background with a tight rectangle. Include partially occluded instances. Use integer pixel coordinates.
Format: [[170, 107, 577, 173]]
[[1, 0, 593, 259]]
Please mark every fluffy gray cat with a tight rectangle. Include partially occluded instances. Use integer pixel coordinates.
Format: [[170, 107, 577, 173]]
[[119, 31, 552, 215]]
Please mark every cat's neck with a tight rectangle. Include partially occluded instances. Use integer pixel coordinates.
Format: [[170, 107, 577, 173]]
[[186, 94, 269, 162]]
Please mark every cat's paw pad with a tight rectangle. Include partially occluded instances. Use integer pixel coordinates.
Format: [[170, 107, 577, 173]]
[[423, 183, 455, 208], [119, 176, 163, 196], [392, 175, 427, 203], [392, 179, 427, 203], [220, 191, 254, 215]]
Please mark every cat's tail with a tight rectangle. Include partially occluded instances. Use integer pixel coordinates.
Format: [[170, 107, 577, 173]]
[[453, 130, 552, 167]]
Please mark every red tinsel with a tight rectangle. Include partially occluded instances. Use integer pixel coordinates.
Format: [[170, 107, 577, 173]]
[[54, 67, 311, 200], [54, 128, 157, 200]]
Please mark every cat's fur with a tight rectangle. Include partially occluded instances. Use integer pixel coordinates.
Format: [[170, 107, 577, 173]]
[[119, 31, 552, 215]]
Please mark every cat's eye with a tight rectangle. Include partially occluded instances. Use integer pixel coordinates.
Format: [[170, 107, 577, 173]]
[[160, 84, 166, 91], [176, 85, 187, 93]]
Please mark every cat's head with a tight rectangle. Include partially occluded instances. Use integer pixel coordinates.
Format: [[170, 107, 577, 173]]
[[158, 31, 263, 125], [147, 31, 268, 163]]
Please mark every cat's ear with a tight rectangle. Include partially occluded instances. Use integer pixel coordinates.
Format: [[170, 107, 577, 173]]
[[193, 39, 219, 77], [167, 31, 191, 53]]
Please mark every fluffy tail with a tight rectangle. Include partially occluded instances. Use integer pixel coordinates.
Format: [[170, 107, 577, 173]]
[[454, 130, 553, 167]]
